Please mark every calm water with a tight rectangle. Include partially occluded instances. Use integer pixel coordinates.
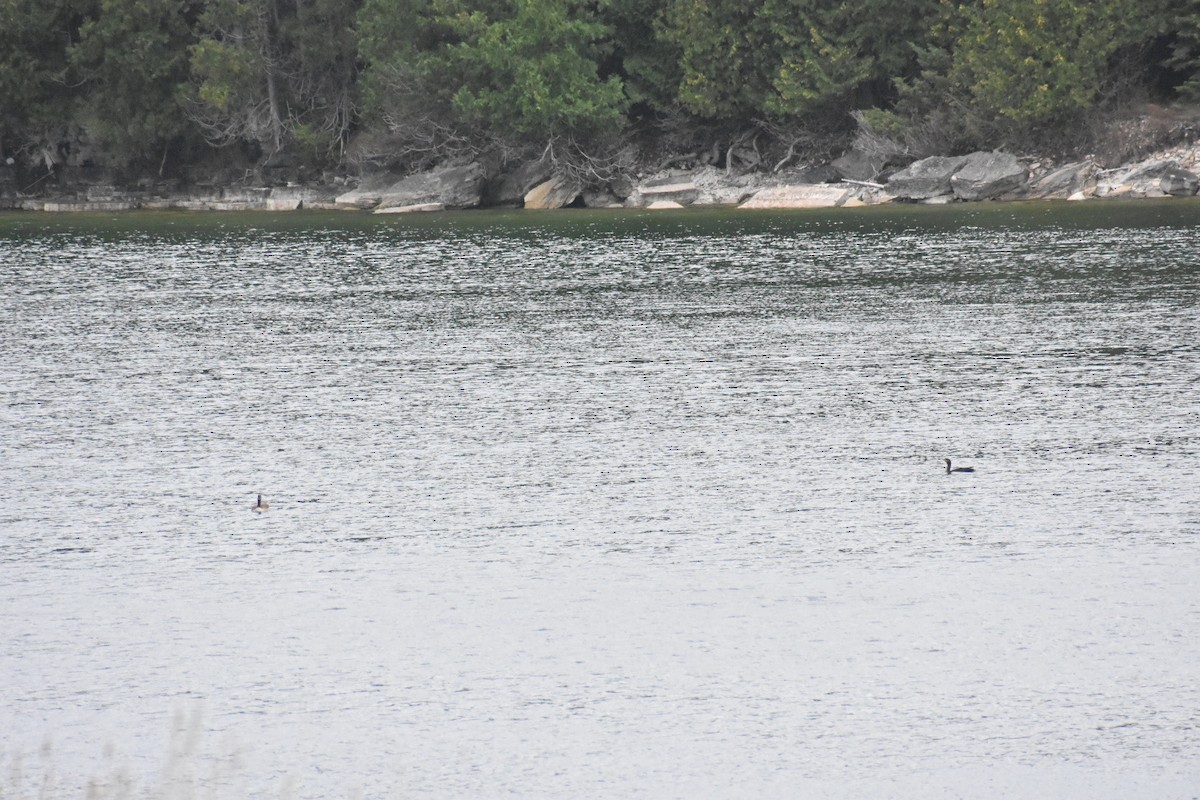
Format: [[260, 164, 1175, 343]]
[[2, 203, 1198, 798]]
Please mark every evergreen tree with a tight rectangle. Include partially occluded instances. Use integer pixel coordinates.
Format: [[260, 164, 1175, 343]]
[[446, 0, 626, 136], [761, 0, 874, 118], [278, 0, 361, 159], [358, 0, 625, 155], [658, 0, 938, 123], [0, 0, 97, 167], [1167, 0, 1200, 101], [595, 0, 679, 113], [657, 0, 774, 119], [0, 0, 1191, 178], [948, 0, 1165, 128], [188, 0, 361, 159], [69, 0, 194, 171], [188, 0, 289, 152]]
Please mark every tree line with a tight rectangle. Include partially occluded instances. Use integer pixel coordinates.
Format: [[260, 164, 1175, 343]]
[[1, 0, 1196, 180]]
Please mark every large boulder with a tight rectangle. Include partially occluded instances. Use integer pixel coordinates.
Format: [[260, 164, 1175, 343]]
[[1114, 158, 1177, 184], [950, 151, 1028, 200], [523, 174, 581, 209], [886, 155, 968, 200], [1160, 166, 1199, 196], [375, 163, 485, 210], [487, 159, 553, 206], [1097, 158, 1177, 197], [581, 187, 623, 208], [1026, 161, 1096, 200], [832, 149, 887, 182]]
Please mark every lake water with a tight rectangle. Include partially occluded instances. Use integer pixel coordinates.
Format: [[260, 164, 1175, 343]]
[[1, 202, 1198, 799]]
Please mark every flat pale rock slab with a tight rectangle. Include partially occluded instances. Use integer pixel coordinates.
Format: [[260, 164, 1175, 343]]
[[692, 186, 754, 206], [641, 181, 697, 195], [265, 197, 302, 211], [1099, 184, 1135, 198], [374, 203, 445, 214], [639, 180, 700, 205], [265, 187, 310, 211], [42, 201, 135, 212], [739, 184, 853, 209], [645, 199, 685, 210], [1113, 158, 1177, 185]]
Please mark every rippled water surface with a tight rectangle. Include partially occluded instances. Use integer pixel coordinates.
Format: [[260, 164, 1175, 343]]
[[2, 203, 1199, 798]]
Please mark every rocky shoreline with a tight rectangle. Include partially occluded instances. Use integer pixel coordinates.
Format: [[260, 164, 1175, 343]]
[[2, 140, 1198, 215]]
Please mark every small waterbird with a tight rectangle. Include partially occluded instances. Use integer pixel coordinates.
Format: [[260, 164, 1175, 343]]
[[945, 458, 975, 474], [251, 494, 270, 513]]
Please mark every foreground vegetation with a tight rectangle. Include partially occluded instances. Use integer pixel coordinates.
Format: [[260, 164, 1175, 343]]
[[1, 0, 1198, 187]]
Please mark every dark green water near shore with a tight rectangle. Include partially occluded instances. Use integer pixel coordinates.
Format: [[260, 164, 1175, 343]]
[[1, 196, 1197, 236], [2, 201, 1198, 798]]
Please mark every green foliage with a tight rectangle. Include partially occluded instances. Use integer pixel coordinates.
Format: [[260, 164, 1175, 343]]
[[358, 0, 626, 148], [889, 0, 1174, 151], [0, 0, 97, 162], [658, 0, 771, 119], [855, 108, 911, 141], [0, 0, 1194, 175], [188, 0, 283, 150], [447, 0, 626, 135], [279, 0, 361, 155], [188, 0, 361, 158], [762, 0, 872, 118], [1167, 0, 1200, 101], [593, 0, 680, 111], [69, 0, 193, 167], [190, 38, 256, 113], [951, 0, 1137, 125], [658, 0, 939, 122]]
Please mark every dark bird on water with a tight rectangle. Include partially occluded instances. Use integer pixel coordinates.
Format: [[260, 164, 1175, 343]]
[[945, 458, 975, 474], [251, 494, 270, 513]]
